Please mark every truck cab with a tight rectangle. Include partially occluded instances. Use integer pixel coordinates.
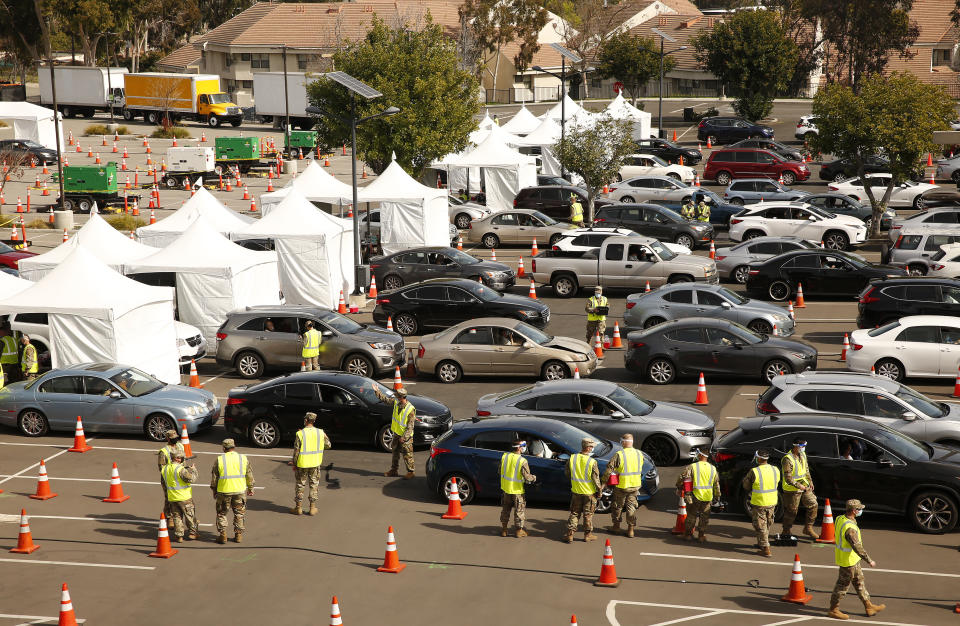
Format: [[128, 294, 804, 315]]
[[198, 92, 242, 128]]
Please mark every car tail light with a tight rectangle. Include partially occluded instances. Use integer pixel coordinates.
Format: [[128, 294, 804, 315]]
[[932, 263, 946, 271], [376, 298, 390, 305], [628, 341, 645, 349], [891, 225, 902, 231], [531, 259, 537, 272], [748, 269, 760, 275], [417, 343, 425, 358], [756, 401, 779, 414], [698, 121, 705, 128], [476, 410, 491, 416], [226, 397, 246, 406], [626, 301, 636, 309], [552, 245, 560, 251], [796, 122, 802, 128], [593, 217, 606, 223], [852, 343, 863, 350], [827, 185, 838, 191], [513, 198, 518, 207], [713, 452, 736, 462], [429, 447, 451, 459], [715, 255, 726, 261], [369, 264, 380, 269], [859, 287, 879, 304], [216, 332, 227, 341]]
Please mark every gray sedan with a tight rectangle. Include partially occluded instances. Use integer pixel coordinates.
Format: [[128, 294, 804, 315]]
[[0, 363, 220, 442], [475, 378, 714, 465], [448, 197, 492, 230], [624, 283, 794, 337], [466, 209, 571, 249], [723, 179, 810, 205], [605, 175, 694, 204], [714, 236, 818, 283]]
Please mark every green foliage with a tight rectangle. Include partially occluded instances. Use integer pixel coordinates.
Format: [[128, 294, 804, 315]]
[[460, 0, 547, 83], [596, 32, 673, 106], [693, 10, 798, 120], [25, 218, 53, 229], [104, 215, 146, 231], [151, 126, 191, 139], [84, 124, 129, 136], [198, 0, 255, 30], [307, 16, 480, 177]]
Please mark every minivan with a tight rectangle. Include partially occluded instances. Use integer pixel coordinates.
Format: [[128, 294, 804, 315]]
[[703, 148, 810, 186]]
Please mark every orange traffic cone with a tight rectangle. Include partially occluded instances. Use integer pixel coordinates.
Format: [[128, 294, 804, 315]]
[[593, 332, 604, 358], [68, 416, 93, 452], [841, 333, 849, 361], [377, 525, 406, 573], [201, 132, 207, 143], [62, 229, 68, 242], [490, 248, 496, 261], [644, 281, 651, 293], [671, 495, 687, 534], [30, 460, 57, 500], [393, 367, 403, 392], [694, 373, 709, 405], [706, 137, 712, 149], [952, 367, 960, 398], [456, 236, 463, 250], [928, 152, 934, 167], [362, 165, 368, 179], [324, 156, 331, 167], [594, 539, 620, 587], [149, 208, 156, 225], [709, 240, 716, 259], [574, 366, 580, 379], [816, 498, 836, 544], [528, 279, 537, 299], [694, 173, 701, 187], [531, 238, 539, 256], [795, 283, 806, 308], [672, 130, 677, 142], [148, 513, 178, 558], [787, 301, 795, 320], [188, 360, 201, 388], [611, 322, 623, 348], [249, 199, 257, 213], [122, 146, 129, 158], [181, 425, 194, 459], [406, 347, 416, 379], [59, 583, 79, 626], [517, 257, 525, 278], [330, 596, 343, 625], [781, 554, 813, 604], [441, 477, 468, 520], [368, 275, 378, 298], [242, 185, 250, 200], [929, 170, 936, 185], [10, 509, 40, 553], [300, 360, 307, 372], [337, 290, 347, 314], [102, 463, 130, 503], [386, 316, 393, 332]]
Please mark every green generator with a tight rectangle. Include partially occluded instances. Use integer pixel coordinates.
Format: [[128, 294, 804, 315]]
[[214, 136, 260, 161], [285, 130, 317, 152], [63, 163, 118, 193]]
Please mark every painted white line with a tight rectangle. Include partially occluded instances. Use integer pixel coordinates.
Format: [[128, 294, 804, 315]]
[[0, 440, 87, 486], [795, 319, 855, 322], [648, 610, 725, 626], [762, 618, 813, 626], [0, 513, 214, 527], [739, 393, 759, 397], [606, 600, 925, 626], [0, 475, 265, 490], [0, 557, 154, 571], [0, 441, 288, 459], [722, 416, 745, 420], [0, 614, 85, 624]]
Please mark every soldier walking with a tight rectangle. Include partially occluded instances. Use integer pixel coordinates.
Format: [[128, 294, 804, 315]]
[[676, 448, 719, 542], [373, 383, 416, 479], [585, 286, 608, 345], [499, 440, 536, 538], [781, 438, 819, 540], [161, 451, 199, 542], [290, 412, 331, 516], [829, 499, 885, 620], [20, 335, 37, 380], [601, 433, 644, 538], [742, 448, 779, 557], [563, 438, 600, 543], [210, 439, 254, 544]]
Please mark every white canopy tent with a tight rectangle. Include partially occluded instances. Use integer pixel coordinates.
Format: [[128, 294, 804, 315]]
[[543, 95, 590, 124], [0, 102, 63, 151], [232, 189, 354, 309], [501, 106, 541, 136], [126, 217, 281, 349], [19, 213, 158, 280], [357, 159, 448, 255], [468, 123, 523, 148], [451, 135, 538, 211], [604, 93, 652, 140], [258, 159, 354, 215], [0, 271, 32, 298], [135, 187, 254, 247], [477, 112, 496, 130], [516, 116, 564, 177], [0, 247, 180, 383]]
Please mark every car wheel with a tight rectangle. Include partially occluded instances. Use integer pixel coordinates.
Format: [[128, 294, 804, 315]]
[[619, 195, 634, 203], [18, 409, 49, 437], [780, 171, 797, 185], [249, 418, 281, 448], [909, 491, 958, 534], [768, 280, 790, 301], [716, 171, 732, 186], [667, 172, 681, 181], [440, 473, 475, 505], [454, 213, 472, 230], [644, 316, 666, 329], [383, 275, 403, 291], [708, 135, 719, 146], [863, 217, 874, 232], [913, 195, 926, 210], [748, 319, 773, 335], [235, 351, 265, 379], [641, 435, 679, 466], [675, 233, 695, 249], [549, 233, 564, 246], [647, 358, 675, 384], [833, 172, 847, 183], [481, 233, 499, 249], [208, 115, 220, 128], [729, 197, 744, 206], [824, 231, 849, 251], [145, 414, 177, 442], [62, 198, 75, 211], [342, 353, 374, 378], [436, 360, 462, 384], [908, 263, 927, 276], [874, 358, 904, 382], [733, 265, 751, 284], [763, 359, 792, 383], [551, 274, 578, 298], [376, 424, 395, 452], [394, 313, 419, 336], [122, 109, 134, 121], [541, 360, 569, 381]]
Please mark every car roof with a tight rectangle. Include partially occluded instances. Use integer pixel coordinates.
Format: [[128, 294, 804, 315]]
[[654, 282, 720, 293], [621, 175, 679, 184], [250, 371, 368, 387], [389, 246, 459, 255], [733, 235, 806, 244], [231, 305, 331, 316], [452, 415, 588, 434], [447, 317, 527, 329], [737, 412, 895, 434], [632, 316, 732, 336], [42, 363, 129, 376], [871, 276, 960, 286], [889, 314, 960, 326], [521, 379, 618, 394], [772, 371, 901, 392], [729, 178, 784, 184], [400, 277, 494, 289]]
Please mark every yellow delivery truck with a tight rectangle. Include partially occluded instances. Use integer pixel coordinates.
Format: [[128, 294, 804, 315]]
[[122, 73, 242, 128]]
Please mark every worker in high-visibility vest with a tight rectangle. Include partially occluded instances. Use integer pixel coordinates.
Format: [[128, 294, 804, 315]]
[[569, 194, 584, 227], [373, 383, 417, 479], [20, 334, 37, 380], [829, 499, 885, 620], [301, 321, 322, 371], [601, 433, 645, 538], [680, 199, 696, 220], [781, 437, 819, 540], [290, 411, 332, 516], [157, 429, 186, 519], [161, 451, 199, 542], [499, 440, 536, 538], [696, 197, 711, 222], [741, 448, 780, 557], [0, 323, 18, 384], [209, 438, 255, 544], [676, 448, 719, 542], [585, 285, 608, 345], [562, 437, 601, 543]]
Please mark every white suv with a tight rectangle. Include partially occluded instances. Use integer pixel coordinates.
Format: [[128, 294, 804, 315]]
[[794, 115, 819, 141], [728, 203, 867, 250], [618, 154, 696, 184]]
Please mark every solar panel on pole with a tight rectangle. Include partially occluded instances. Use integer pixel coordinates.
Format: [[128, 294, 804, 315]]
[[549, 42, 582, 64], [326, 71, 383, 100]]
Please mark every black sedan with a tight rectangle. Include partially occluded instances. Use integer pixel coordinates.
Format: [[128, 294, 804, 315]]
[[372, 278, 549, 336], [729, 138, 803, 162], [818, 155, 923, 183], [804, 193, 894, 231], [224, 371, 453, 450], [624, 317, 817, 384], [711, 413, 960, 533], [369, 246, 515, 292], [635, 138, 702, 166], [0, 139, 57, 165], [745, 249, 905, 302]]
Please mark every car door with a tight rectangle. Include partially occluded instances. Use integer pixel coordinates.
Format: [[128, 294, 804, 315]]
[[574, 394, 625, 441], [428, 252, 464, 280], [525, 213, 553, 243], [793, 208, 826, 241], [620, 156, 642, 180], [732, 151, 756, 178], [940, 286, 960, 318], [661, 287, 696, 319], [518, 429, 572, 502], [790, 432, 843, 503], [731, 119, 752, 141], [489, 327, 535, 374], [316, 383, 369, 443], [527, 392, 580, 428], [754, 151, 778, 179], [281, 382, 321, 426], [903, 284, 944, 316], [449, 326, 495, 373], [782, 254, 822, 293], [540, 188, 566, 217], [34, 375, 85, 432], [642, 206, 673, 240], [252, 316, 301, 367], [466, 430, 519, 495], [693, 289, 733, 321], [859, 392, 927, 440], [703, 326, 754, 375], [756, 206, 788, 237], [835, 434, 907, 510], [615, 207, 644, 232], [624, 243, 664, 287], [81, 375, 135, 433], [754, 180, 781, 201], [411, 285, 452, 327], [819, 254, 863, 294], [447, 286, 482, 325], [488, 212, 519, 243], [599, 242, 626, 287], [391, 250, 428, 283], [663, 326, 707, 375], [890, 325, 941, 376]]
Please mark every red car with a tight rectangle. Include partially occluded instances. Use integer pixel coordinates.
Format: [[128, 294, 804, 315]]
[[703, 148, 810, 186], [0, 241, 36, 270]]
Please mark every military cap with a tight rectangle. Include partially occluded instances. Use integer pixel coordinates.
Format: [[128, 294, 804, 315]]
[[222, 438, 236, 450], [165, 429, 179, 440]]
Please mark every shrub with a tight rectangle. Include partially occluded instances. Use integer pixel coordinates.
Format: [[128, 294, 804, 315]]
[[84, 124, 110, 136], [103, 214, 146, 231], [25, 218, 52, 229], [150, 126, 191, 139]]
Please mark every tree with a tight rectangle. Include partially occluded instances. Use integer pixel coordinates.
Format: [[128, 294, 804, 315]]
[[307, 16, 480, 176], [811, 73, 954, 237], [511, 0, 549, 74], [50, 0, 126, 66], [197, 0, 255, 31], [553, 114, 633, 223], [596, 31, 673, 106], [459, 0, 547, 89], [692, 10, 799, 121]]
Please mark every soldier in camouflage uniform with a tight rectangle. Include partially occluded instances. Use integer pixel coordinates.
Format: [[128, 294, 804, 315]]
[[157, 429, 185, 518], [161, 451, 199, 542], [741, 448, 779, 557], [781, 438, 819, 540], [290, 412, 332, 516], [210, 439, 255, 544], [829, 499, 885, 620], [601, 433, 644, 537], [562, 438, 601, 543], [676, 448, 719, 541], [372, 383, 416, 478], [499, 440, 536, 538]]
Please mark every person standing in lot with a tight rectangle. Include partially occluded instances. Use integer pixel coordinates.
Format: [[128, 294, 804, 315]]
[[585, 286, 608, 345], [697, 197, 711, 223], [570, 194, 584, 228], [0, 323, 18, 383], [680, 199, 696, 220], [210, 438, 254, 544], [781, 437, 819, 540], [601, 433, 644, 538], [676, 447, 719, 542], [158, 429, 186, 516], [290, 411, 331, 516], [373, 384, 416, 479], [20, 334, 37, 380], [301, 321, 321, 371], [563, 438, 600, 543], [499, 440, 536, 538], [829, 499, 885, 620], [162, 451, 199, 542], [742, 448, 780, 557]]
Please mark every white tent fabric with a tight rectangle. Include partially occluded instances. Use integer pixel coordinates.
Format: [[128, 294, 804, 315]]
[[477, 112, 496, 130], [259, 159, 354, 215], [543, 95, 588, 123], [501, 106, 541, 136], [0, 271, 31, 298], [0, 102, 63, 151], [126, 217, 281, 349], [468, 123, 523, 148], [516, 117, 564, 176], [19, 213, 158, 280], [605, 93, 653, 140], [357, 160, 448, 255], [232, 189, 354, 308], [453, 135, 538, 211], [135, 187, 254, 247], [0, 247, 179, 383]]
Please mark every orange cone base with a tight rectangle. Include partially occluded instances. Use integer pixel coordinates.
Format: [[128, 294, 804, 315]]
[[149, 547, 179, 559], [377, 562, 406, 573], [781, 590, 812, 605], [594, 578, 620, 588], [103, 493, 130, 503], [68, 443, 92, 453], [29, 492, 57, 501], [10, 543, 40, 554], [671, 516, 686, 534], [441, 510, 467, 520]]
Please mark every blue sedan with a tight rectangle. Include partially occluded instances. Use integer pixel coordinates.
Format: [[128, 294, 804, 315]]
[[649, 189, 744, 228], [425, 416, 659, 512]]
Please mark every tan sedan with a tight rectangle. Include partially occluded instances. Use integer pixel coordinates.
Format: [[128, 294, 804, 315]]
[[415, 317, 598, 383], [466, 209, 572, 249]]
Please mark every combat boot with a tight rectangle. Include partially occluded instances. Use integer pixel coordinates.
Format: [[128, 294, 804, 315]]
[[562, 530, 574, 543], [682, 531, 694, 541], [625, 525, 635, 538], [584, 531, 597, 542], [863, 601, 886, 617], [803, 524, 818, 540], [403, 471, 415, 480], [234, 531, 243, 543], [216, 532, 227, 544], [289, 505, 302, 515], [499, 524, 508, 537], [761, 545, 772, 558], [187, 533, 198, 541], [515, 528, 528, 538], [827, 605, 849, 620], [607, 521, 621, 535], [308, 506, 318, 516], [174, 535, 184, 543], [383, 469, 399, 477], [697, 531, 706, 543]]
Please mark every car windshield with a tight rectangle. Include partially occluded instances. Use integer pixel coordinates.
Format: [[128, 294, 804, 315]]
[[109, 367, 164, 397], [895, 385, 946, 418], [345, 378, 395, 405], [323, 312, 363, 334], [21, 141, 43, 149], [865, 428, 930, 461], [660, 207, 683, 223], [729, 321, 763, 344], [531, 211, 558, 225], [462, 282, 500, 301], [446, 249, 481, 265], [515, 322, 552, 344], [647, 155, 669, 166], [448, 196, 464, 206], [208, 93, 232, 104], [532, 421, 610, 455], [717, 286, 748, 304], [868, 321, 900, 337], [0, 242, 14, 254], [695, 190, 723, 204], [650, 240, 677, 261], [608, 386, 654, 416]]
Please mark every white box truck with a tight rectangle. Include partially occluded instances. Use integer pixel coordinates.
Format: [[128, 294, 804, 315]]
[[38, 66, 127, 118], [162, 147, 215, 188], [253, 72, 314, 129]]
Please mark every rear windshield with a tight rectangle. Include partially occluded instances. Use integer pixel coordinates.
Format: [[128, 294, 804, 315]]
[[758, 386, 781, 405], [896, 235, 921, 250], [717, 427, 745, 446]]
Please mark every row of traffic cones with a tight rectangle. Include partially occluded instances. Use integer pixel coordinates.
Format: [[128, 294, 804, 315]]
[[26, 458, 132, 502]]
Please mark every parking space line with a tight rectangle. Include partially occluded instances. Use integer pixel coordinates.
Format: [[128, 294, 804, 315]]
[[0, 475, 265, 490], [647, 610, 725, 626], [0, 513, 215, 527], [606, 600, 924, 626], [0, 614, 85, 624], [0, 557, 154, 571], [0, 441, 288, 459], [762, 618, 812, 626], [0, 442, 84, 486]]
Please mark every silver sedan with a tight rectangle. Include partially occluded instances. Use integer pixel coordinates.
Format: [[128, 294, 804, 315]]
[[448, 197, 492, 230], [466, 209, 572, 249], [714, 235, 818, 283], [604, 175, 695, 204]]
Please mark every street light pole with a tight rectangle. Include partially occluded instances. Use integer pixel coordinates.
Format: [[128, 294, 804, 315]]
[[658, 36, 665, 139], [47, 61, 65, 208], [350, 96, 359, 295], [281, 44, 291, 154], [560, 56, 566, 179]]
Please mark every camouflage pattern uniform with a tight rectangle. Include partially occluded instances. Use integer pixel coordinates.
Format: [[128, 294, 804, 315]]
[[742, 468, 778, 550], [564, 451, 602, 536], [601, 452, 640, 528], [585, 294, 607, 346], [501, 457, 536, 530], [210, 446, 255, 537], [163, 462, 199, 540], [373, 385, 416, 474], [293, 427, 332, 508], [781, 451, 818, 537], [157, 436, 185, 518], [831, 525, 873, 606], [676, 461, 719, 537]]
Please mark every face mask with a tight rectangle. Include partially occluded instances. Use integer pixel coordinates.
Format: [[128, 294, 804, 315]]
[[855, 509, 863, 517]]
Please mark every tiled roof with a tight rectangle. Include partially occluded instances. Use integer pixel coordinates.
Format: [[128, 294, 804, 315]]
[[157, 43, 202, 73], [909, 0, 956, 45], [627, 14, 722, 70]]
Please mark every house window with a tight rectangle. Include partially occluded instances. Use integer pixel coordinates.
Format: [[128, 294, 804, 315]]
[[225, 54, 232, 67], [241, 80, 253, 89], [297, 55, 308, 70], [240, 53, 251, 62], [251, 54, 270, 69], [933, 48, 952, 67]]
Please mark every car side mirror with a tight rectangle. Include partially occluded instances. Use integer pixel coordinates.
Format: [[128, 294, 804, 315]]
[[902, 411, 917, 421], [877, 457, 894, 468], [720, 301, 732, 309], [109, 391, 122, 399], [808, 216, 817, 221], [322, 330, 334, 338], [610, 411, 625, 419], [557, 453, 570, 462], [522, 341, 534, 348], [732, 341, 744, 349]]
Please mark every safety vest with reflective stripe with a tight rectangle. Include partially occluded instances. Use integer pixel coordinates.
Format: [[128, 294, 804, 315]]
[[615, 448, 644, 490], [835, 515, 862, 567], [162, 463, 193, 502], [680, 203, 696, 220], [781, 451, 809, 492], [391, 401, 415, 437], [0, 335, 17, 364], [569, 453, 598, 495], [216, 451, 248, 494], [749, 464, 780, 507], [21, 343, 36, 374], [697, 203, 710, 222], [691, 460, 717, 502], [500, 452, 525, 495], [295, 426, 325, 468], [570, 201, 583, 224], [587, 295, 608, 322], [0, 368, 5, 389], [301, 328, 321, 358]]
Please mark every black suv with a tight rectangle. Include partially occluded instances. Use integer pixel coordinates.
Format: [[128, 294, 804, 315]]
[[728, 138, 803, 162], [593, 203, 715, 250], [513, 185, 611, 220], [634, 138, 703, 165], [818, 155, 923, 183], [697, 116, 774, 145], [745, 249, 905, 302], [857, 278, 960, 328]]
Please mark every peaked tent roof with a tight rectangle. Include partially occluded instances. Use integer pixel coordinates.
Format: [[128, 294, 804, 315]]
[[357, 159, 446, 202], [136, 187, 254, 238], [235, 188, 351, 238], [501, 106, 542, 136], [543, 95, 587, 122], [454, 134, 537, 168], [284, 159, 353, 202], [477, 112, 496, 130], [516, 116, 563, 147], [0, 271, 31, 298], [604, 92, 652, 121], [468, 122, 523, 148]]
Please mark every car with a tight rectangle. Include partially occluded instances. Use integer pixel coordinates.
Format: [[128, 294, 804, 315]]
[[551, 227, 691, 255], [729, 203, 866, 250], [856, 278, 960, 328], [624, 317, 817, 384], [513, 184, 599, 221], [0, 240, 36, 270], [705, 150, 811, 185], [425, 415, 660, 509], [592, 203, 714, 250], [817, 155, 921, 183], [847, 316, 960, 381], [803, 193, 894, 231], [475, 379, 714, 465], [465, 209, 571, 249], [537, 174, 570, 186], [370, 246, 516, 292], [623, 283, 795, 337], [215, 305, 405, 379], [697, 116, 774, 145], [604, 175, 694, 205], [888, 208, 960, 242], [648, 189, 745, 229], [448, 196, 492, 230], [617, 153, 696, 184], [0, 363, 220, 441], [0, 139, 57, 165], [883, 227, 960, 269], [745, 249, 905, 301], [224, 371, 451, 450], [935, 154, 960, 183], [794, 115, 819, 141], [829, 175, 938, 210], [710, 413, 960, 533], [714, 236, 818, 284], [416, 317, 597, 383], [722, 179, 810, 205], [927, 243, 960, 278], [634, 138, 702, 165], [728, 138, 803, 162]]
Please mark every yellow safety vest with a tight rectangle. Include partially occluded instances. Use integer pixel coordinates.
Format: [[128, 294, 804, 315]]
[[587, 295, 608, 322], [216, 451, 248, 494], [0, 335, 17, 364], [569, 453, 598, 495], [500, 452, 525, 495], [295, 426, 325, 468], [162, 463, 193, 502], [571, 201, 583, 223], [681, 204, 696, 220], [158, 443, 184, 468], [697, 203, 710, 222], [691, 460, 716, 502], [749, 464, 780, 507], [834, 515, 862, 567], [781, 451, 809, 492], [391, 401, 415, 437], [615, 448, 644, 489], [301, 328, 321, 358], [0, 368, 5, 389], [21, 343, 37, 373]]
